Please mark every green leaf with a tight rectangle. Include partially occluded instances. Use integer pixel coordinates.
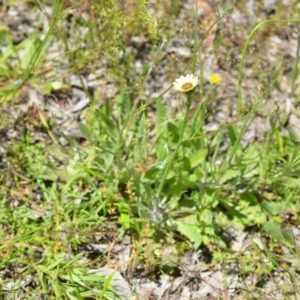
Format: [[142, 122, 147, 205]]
[[79, 122, 93, 141], [28, 164, 58, 181], [167, 219, 202, 248], [98, 271, 115, 300], [97, 110, 117, 138], [97, 110, 116, 130], [60, 131, 77, 146], [119, 213, 131, 229], [189, 149, 207, 169], [19, 35, 43, 70], [177, 221, 202, 248], [115, 92, 131, 116], [262, 221, 294, 245], [242, 142, 259, 161], [219, 168, 240, 184], [281, 176, 300, 188], [155, 143, 167, 163], [219, 200, 248, 220], [167, 122, 179, 143], [51, 81, 63, 91], [83, 167, 105, 180], [156, 98, 167, 124], [227, 123, 238, 145], [0, 25, 9, 33], [261, 201, 286, 216]]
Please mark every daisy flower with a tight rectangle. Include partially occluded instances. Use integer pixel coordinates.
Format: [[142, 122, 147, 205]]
[[173, 74, 199, 94]]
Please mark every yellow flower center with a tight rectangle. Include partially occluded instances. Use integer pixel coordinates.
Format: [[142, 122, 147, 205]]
[[181, 82, 193, 91]]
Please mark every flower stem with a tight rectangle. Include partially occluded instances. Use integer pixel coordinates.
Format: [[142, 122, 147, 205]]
[[155, 94, 192, 207]]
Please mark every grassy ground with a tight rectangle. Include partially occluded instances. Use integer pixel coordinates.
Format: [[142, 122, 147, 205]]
[[1, 0, 300, 299]]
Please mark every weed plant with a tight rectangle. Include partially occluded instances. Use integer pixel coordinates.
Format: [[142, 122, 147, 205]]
[[1, 0, 300, 299]]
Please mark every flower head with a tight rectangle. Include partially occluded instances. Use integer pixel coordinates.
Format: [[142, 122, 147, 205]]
[[209, 74, 221, 85], [173, 74, 199, 94]]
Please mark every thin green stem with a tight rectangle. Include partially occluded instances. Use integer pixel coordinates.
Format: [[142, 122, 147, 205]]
[[156, 93, 192, 202], [228, 97, 260, 165], [18, 0, 63, 88]]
